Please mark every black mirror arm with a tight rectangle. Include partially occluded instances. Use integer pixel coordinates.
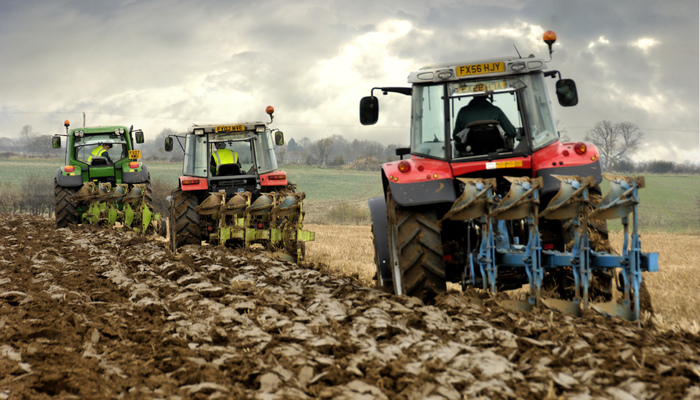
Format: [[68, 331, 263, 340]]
[[371, 87, 412, 97], [543, 70, 562, 79]]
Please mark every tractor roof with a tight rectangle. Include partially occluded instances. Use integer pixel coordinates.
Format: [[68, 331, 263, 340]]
[[408, 55, 548, 84], [70, 125, 130, 134], [187, 121, 269, 135]]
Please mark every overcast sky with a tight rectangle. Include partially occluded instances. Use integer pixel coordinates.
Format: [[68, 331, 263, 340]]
[[1, 0, 698, 163]]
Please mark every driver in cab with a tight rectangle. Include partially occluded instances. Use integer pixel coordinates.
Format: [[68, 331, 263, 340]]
[[211, 142, 240, 175], [453, 94, 517, 138], [88, 143, 113, 165]]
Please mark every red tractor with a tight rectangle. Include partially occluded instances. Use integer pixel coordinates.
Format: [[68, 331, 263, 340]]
[[361, 32, 657, 320]]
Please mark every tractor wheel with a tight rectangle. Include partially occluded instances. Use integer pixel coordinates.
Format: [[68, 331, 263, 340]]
[[169, 188, 201, 251], [371, 223, 393, 293], [386, 189, 446, 302], [54, 181, 79, 228]]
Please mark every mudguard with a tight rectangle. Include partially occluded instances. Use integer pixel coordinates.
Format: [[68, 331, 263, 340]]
[[123, 164, 150, 184], [532, 141, 603, 196], [386, 179, 457, 207], [367, 196, 391, 284], [55, 167, 83, 187], [381, 157, 456, 207], [536, 161, 602, 196]]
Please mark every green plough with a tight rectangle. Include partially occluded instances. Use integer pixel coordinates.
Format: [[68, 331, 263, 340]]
[[72, 182, 163, 235]]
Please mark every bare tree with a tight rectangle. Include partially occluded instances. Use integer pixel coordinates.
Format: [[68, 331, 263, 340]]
[[20, 125, 36, 143], [585, 120, 644, 171], [311, 138, 334, 166]]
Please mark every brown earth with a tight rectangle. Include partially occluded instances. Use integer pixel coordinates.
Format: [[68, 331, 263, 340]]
[[1, 214, 699, 400]]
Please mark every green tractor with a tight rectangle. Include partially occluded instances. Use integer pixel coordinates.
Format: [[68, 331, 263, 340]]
[[52, 120, 162, 235]]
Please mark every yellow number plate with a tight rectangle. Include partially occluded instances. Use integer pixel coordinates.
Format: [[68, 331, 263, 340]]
[[215, 125, 245, 132], [456, 62, 505, 76], [486, 160, 523, 170], [129, 150, 141, 160]]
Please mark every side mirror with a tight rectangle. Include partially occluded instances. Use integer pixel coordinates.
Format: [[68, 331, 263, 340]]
[[134, 129, 145, 144], [359, 96, 379, 125], [555, 79, 578, 107], [395, 147, 410, 160], [164, 137, 173, 152], [275, 131, 284, 146], [52, 136, 61, 149]]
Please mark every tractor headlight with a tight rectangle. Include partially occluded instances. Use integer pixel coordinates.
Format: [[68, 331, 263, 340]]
[[194, 128, 205, 135], [255, 125, 265, 133]]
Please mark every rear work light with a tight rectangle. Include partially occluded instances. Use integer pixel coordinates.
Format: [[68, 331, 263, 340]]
[[573, 142, 587, 155], [182, 179, 201, 185], [398, 160, 411, 173], [64, 166, 75, 172], [128, 162, 140, 169]]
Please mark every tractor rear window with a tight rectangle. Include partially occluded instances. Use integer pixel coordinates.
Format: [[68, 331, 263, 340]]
[[74, 134, 126, 166]]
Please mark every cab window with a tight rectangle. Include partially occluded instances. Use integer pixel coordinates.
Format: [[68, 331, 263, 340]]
[[411, 84, 446, 158]]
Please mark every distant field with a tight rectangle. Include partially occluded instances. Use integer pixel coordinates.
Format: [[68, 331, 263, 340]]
[[0, 158, 697, 233]]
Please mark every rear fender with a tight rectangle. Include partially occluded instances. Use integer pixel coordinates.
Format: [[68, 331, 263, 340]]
[[178, 176, 209, 191], [55, 167, 83, 187], [260, 171, 288, 187], [533, 141, 603, 196], [381, 158, 456, 207], [122, 163, 149, 184]]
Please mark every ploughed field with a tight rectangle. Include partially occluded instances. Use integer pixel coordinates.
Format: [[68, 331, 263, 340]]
[[0, 214, 698, 399]]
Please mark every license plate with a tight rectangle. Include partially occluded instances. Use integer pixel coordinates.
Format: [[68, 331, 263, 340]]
[[129, 150, 141, 160], [215, 125, 245, 132], [486, 160, 523, 170], [456, 62, 505, 76]]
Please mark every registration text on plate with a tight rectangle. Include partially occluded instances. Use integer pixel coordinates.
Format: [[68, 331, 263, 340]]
[[129, 150, 141, 160], [456, 62, 505, 76], [215, 125, 245, 132], [485, 160, 523, 170]]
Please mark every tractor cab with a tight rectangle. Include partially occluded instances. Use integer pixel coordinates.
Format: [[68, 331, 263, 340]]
[[361, 55, 576, 163], [166, 119, 286, 196]]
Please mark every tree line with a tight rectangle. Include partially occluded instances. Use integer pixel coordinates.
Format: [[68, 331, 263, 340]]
[[1, 122, 698, 174]]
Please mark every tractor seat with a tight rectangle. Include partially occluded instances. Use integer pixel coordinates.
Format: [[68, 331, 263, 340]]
[[464, 120, 505, 155], [90, 157, 108, 166], [216, 163, 241, 176]]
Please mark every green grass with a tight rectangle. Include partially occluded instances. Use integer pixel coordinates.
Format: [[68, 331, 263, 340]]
[[1, 158, 696, 233], [600, 175, 700, 234]]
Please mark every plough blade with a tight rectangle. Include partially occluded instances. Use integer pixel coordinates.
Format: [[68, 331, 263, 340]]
[[489, 177, 542, 220], [195, 192, 224, 216], [589, 174, 645, 221], [591, 302, 635, 321], [443, 178, 495, 221], [541, 298, 583, 317], [540, 175, 594, 220]]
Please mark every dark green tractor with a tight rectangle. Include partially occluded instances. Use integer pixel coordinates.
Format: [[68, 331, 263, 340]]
[[52, 120, 162, 235]]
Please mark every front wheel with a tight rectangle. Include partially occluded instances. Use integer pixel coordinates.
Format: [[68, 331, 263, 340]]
[[386, 188, 446, 302]]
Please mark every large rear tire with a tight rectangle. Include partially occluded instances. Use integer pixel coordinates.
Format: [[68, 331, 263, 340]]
[[169, 188, 200, 251], [386, 189, 446, 302], [54, 181, 79, 228]]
